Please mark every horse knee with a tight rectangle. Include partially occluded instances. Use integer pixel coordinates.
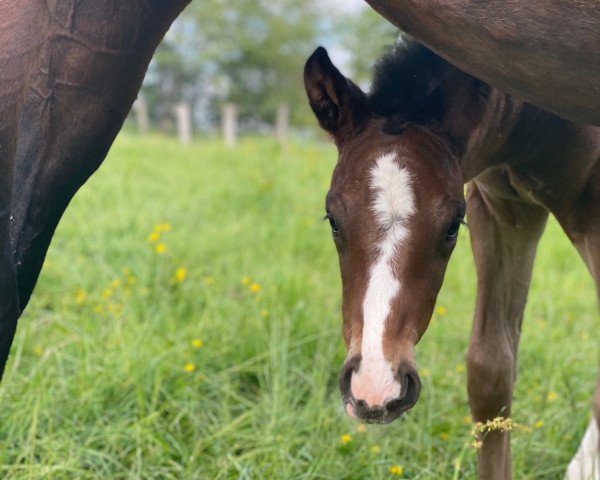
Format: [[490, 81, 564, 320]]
[[467, 344, 515, 419]]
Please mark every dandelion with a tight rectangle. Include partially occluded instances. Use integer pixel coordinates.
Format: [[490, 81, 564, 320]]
[[148, 231, 160, 242], [249, 282, 262, 294], [547, 391, 558, 402], [389, 465, 404, 476], [421, 368, 431, 378], [370, 445, 381, 455], [155, 243, 166, 254], [356, 424, 367, 433], [534, 420, 544, 429], [192, 339, 203, 349], [241, 276, 251, 286], [174, 267, 187, 283], [75, 288, 86, 304], [439, 432, 449, 441], [340, 434, 352, 445], [436, 306, 448, 316], [101, 288, 113, 300], [32, 346, 43, 357], [183, 362, 195, 373], [260, 309, 269, 318], [94, 304, 105, 313], [455, 364, 465, 374], [127, 275, 136, 285], [111, 278, 122, 289], [463, 415, 472, 425]]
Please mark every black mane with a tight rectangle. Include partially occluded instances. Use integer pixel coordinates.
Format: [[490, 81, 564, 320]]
[[367, 40, 458, 128]]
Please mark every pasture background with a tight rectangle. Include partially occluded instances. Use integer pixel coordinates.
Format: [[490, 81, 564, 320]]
[[0, 133, 597, 479]]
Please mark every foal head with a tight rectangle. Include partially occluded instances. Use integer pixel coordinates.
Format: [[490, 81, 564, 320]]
[[305, 42, 486, 423]]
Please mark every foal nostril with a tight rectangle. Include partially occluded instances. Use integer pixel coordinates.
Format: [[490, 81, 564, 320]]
[[339, 355, 361, 403], [386, 364, 421, 417]]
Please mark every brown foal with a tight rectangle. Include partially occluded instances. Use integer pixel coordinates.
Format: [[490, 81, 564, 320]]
[[304, 41, 600, 478]]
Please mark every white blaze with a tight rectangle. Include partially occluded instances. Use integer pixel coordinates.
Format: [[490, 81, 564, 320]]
[[351, 152, 415, 405]]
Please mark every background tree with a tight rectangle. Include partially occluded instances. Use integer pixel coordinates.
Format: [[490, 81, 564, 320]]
[[137, 1, 400, 134]]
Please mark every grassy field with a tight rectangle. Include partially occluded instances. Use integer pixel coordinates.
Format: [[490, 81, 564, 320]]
[[0, 133, 597, 479]]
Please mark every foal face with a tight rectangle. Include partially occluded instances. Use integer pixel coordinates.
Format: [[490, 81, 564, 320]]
[[305, 48, 464, 423], [331, 126, 464, 423]]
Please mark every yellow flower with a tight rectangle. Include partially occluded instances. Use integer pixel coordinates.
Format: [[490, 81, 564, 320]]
[[356, 424, 367, 433], [183, 362, 195, 373], [547, 391, 558, 402], [455, 364, 465, 374], [463, 415, 472, 425], [101, 288, 113, 300], [241, 276, 251, 286], [148, 231, 160, 242], [127, 275, 136, 286], [420, 368, 431, 378], [340, 434, 352, 445], [75, 288, 86, 304], [155, 243, 166, 254], [249, 282, 262, 294], [108, 303, 123, 315], [94, 304, 105, 313], [439, 432, 449, 441], [436, 306, 448, 316], [370, 445, 381, 455], [192, 339, 203, 349], [260, 309, 270, 318], [111, 278, 122, 289], [534, 420, 544, 429], [32, 346, 43, 357], [158, 223, 172, 232], [203, 276, 215, 285], [174, 267, 187, 283], [389, 465, 404, 476]]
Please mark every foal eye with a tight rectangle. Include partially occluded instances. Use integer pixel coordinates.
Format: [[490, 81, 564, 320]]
[[326, 215, 339, 236], [445, 218, 462, 241]]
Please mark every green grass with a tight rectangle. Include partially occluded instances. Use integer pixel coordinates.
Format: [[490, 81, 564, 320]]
[[0, 133, 597, 479]]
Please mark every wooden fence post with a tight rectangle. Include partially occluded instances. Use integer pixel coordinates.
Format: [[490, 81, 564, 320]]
[[174, 102, 192, 145], [133, 98, 149, 136], [222, 103, 237, 147], [275, 103, 289, 148]]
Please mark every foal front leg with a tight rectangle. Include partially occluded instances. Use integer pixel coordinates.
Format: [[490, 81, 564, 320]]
[[466, 178, 548, 479]]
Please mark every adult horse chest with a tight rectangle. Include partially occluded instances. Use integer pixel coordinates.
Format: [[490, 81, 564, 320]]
[[304, 41, 600, 478]]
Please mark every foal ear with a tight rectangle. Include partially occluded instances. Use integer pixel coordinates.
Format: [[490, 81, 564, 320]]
[[304, 47, 367, 136]]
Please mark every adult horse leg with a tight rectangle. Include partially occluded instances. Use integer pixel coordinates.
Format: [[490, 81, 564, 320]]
[[0, 0, 42, 379], [466, 173, 548, 479], [3, 0, 190, 376], [0, 156, 20, 381], [10, 0, 190, 309]]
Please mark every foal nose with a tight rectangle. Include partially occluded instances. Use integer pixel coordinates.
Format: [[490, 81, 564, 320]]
[[339, 356, 421, 424]]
